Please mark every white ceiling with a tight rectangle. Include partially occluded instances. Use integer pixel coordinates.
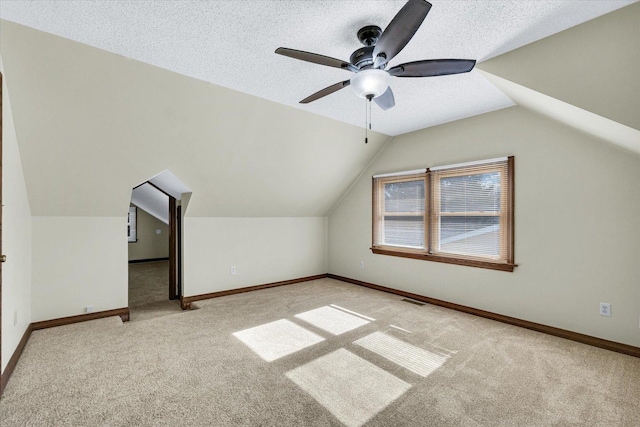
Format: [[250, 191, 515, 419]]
[[0, 0, 633, 135], [146, 169, 192, 201], [131, 170, 193, 222], [131, 183, 169, 225]]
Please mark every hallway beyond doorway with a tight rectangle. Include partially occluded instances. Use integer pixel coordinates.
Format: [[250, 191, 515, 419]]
[[128, 261, 181, 322]]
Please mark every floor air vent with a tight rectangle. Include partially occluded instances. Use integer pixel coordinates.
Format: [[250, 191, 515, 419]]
[[401, 298, 426, 306]]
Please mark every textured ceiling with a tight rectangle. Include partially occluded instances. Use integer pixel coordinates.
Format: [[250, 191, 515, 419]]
[[0, 0, 634, 135]]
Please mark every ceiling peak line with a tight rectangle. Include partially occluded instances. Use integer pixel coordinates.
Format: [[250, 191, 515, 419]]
[[478, 69, 640, 157]]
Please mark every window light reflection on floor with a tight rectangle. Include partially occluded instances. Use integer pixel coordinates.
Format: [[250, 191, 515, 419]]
[[286, 348, 411, 427], [232, 319, 324, 362], [355, 331, 450, 377], [295, 306, 370, 335]]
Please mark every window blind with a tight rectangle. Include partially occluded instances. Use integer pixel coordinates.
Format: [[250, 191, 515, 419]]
[[373, 173, 427, 249], [371, 157, 514, 270], [430, 159, 510, 261]]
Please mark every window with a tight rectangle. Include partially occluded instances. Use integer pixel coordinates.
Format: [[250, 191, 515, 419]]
[[372, 157, 515, 272], [373, 173, 427, 250], [128, 206, 137, 243]]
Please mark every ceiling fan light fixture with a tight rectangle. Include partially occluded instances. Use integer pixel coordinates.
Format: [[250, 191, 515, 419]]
[[350, 69, 390, 99]]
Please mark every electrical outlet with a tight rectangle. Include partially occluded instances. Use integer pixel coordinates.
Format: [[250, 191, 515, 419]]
[[230, 266, 236, 275], [599, 302, 611, 317], [86, 306, 94, 313], [360, 261, 365, 269], [156, 229, 161, 234], [13, 310, 18, 326]]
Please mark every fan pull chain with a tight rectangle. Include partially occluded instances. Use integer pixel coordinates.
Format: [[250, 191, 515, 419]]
[[365, 95, 373, 144], [364, 98, 368, 144]]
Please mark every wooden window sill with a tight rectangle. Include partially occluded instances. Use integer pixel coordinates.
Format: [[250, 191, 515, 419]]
[[371, 247, 517, 272]]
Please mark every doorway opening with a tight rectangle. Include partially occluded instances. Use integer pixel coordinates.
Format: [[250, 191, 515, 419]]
[[127, 170, 191, 321]]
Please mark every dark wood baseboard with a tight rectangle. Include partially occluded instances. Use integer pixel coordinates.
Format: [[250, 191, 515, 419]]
[[180, 274, 327, 310], [1, 307, 130, 397], [3, 273, 636, 400], [128, 257, 169, 264], [31, 307, 130, 330], [327, 274, 640, 359], [0, 324, 33, 396]]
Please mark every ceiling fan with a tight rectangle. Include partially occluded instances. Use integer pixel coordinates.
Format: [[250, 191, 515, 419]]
[[275, 0, 476, 111]]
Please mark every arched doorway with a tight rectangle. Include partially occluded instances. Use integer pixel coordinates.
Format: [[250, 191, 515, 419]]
[[127, 170, 191, 321]]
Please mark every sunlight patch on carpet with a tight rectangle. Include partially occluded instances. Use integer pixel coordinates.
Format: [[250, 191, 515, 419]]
[[286, 348, 411, 427], [295, 306, 370, 335], [233, 319, 324, 362], [355, 331, 450, 377]]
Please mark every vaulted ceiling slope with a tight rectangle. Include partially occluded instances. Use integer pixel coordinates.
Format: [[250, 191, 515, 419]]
[[480, 2, 640, 131], [0, 0, 633, 135], [478, 1, 640, 156], [1, 1, 638, 219], [0, 21, 389, 217]]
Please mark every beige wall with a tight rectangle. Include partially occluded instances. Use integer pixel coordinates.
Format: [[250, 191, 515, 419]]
[[1, 58, 32, 372], [2, 5, 638, 345], [128, 207, 168, 261], [328, 106, 640, 347], [184, 217, 327, 297], [31, 217, 128, 322], [28, 215, 327, 322], [0, 21, 380, 325], [0, 20, 389, 219]]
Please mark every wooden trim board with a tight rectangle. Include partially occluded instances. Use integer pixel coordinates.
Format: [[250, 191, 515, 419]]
[[2, 307, 129, 397], [3, 272, 638, 400], [327, 274, 640, 358], [0, 324, 32, 397], [180, 272, 639, 358], [169, 196, 177, 300], [31, 307, 130, 330], [371, 247, 517, 272], [128, 257, 169, 264], [180, 274, 327, 310], [0, 71, 4, 395]]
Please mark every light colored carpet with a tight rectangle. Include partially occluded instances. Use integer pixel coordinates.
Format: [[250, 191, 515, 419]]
[[1, 278, 639, 426], [128, 261, 182, 322]]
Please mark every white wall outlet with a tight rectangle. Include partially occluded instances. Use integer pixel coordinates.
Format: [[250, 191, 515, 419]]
[[360, 261, 365, 269], [86, 305, 94, 313], [599, 302, 611, 317], [230, 266, 236, 275], [156, 229, 162, 234], [14, 310, 18, 326]]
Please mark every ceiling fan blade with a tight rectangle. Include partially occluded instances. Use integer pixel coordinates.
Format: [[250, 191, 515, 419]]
[[373, 0, 432, 68], [300, 80, 351, 104], [276, 47, 357, 72], [389, 59, 476, 77], [374, 87, 395, 111]]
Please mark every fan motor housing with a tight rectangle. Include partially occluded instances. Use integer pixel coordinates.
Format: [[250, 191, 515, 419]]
[[350, 46, 375, 70], [352, 25, 382, 69]]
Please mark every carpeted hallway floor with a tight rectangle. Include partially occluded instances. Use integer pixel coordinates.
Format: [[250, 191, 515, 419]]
[[1, 278, 639, 426], [128, 261, 182, 322]]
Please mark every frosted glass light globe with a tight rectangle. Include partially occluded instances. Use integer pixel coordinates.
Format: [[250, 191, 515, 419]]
[[350, 69, 390, 99]]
